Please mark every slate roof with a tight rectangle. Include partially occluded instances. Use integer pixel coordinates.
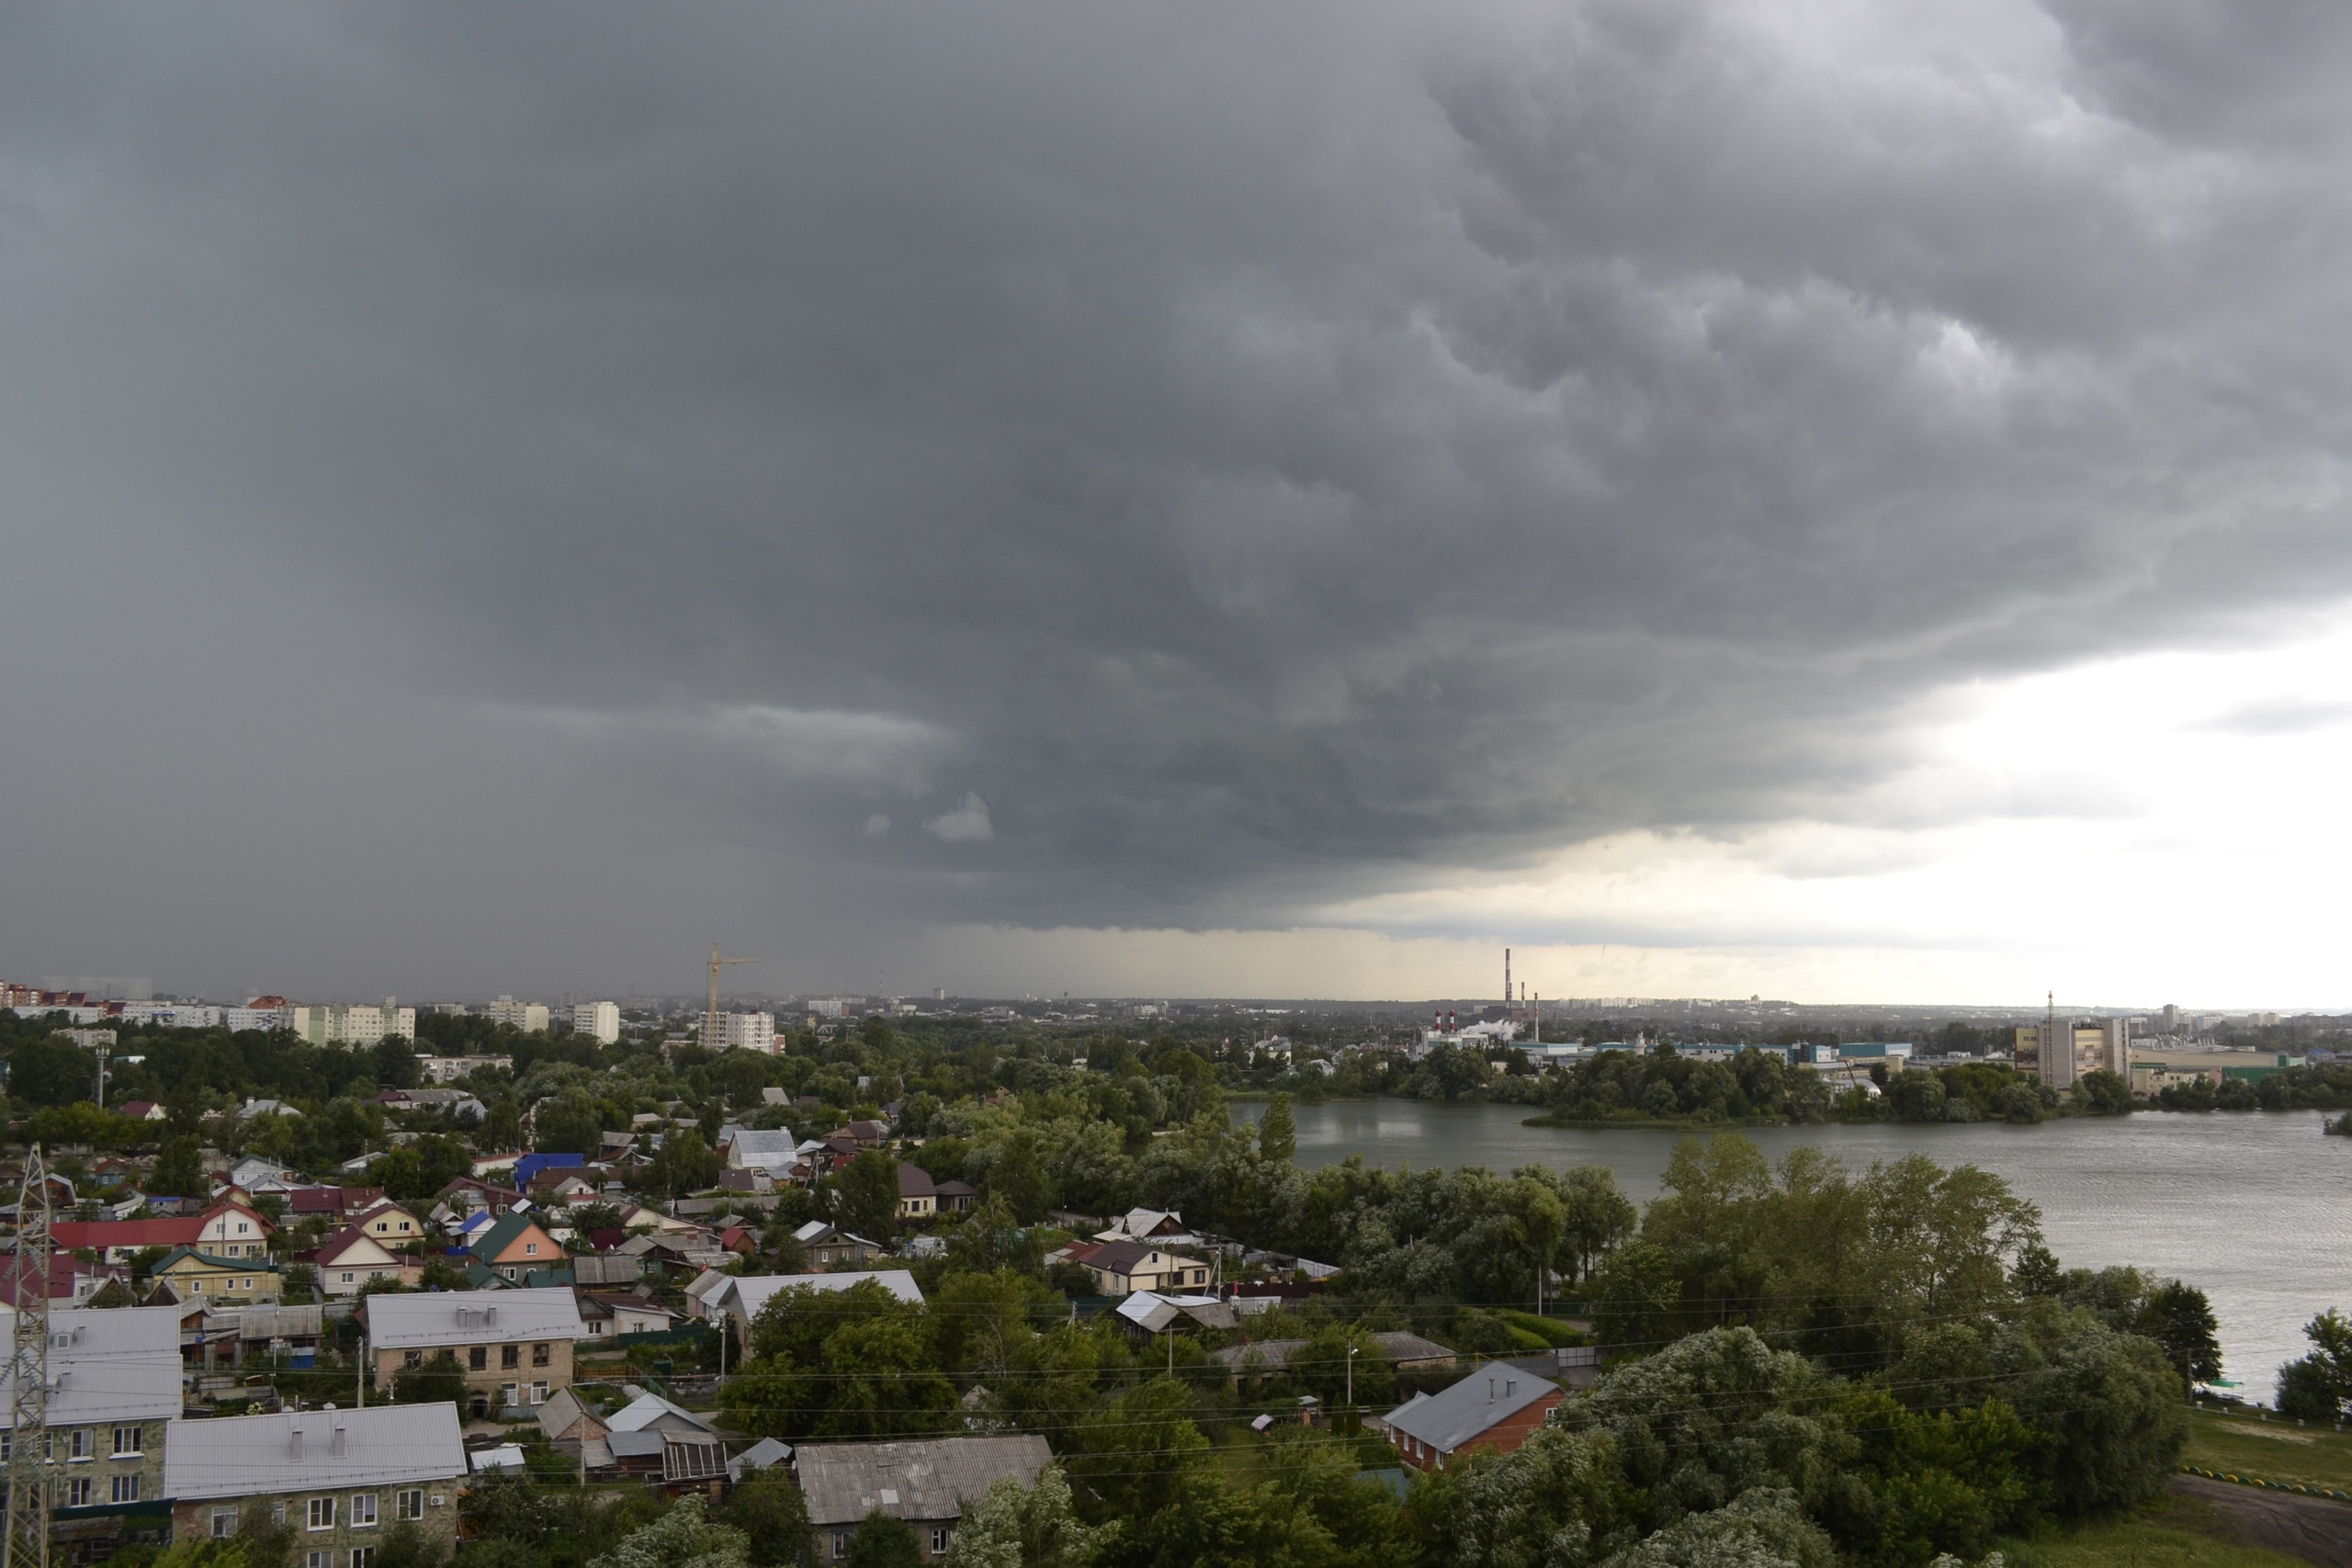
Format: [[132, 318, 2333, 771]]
[[0, 1305, 181, 1427], [896, 1164, 935, 1199], [796, 1436, 1052, 1528], [712, 1270, 924, 1320], [363, 1286, 584, 1348], [164, 1403, 467, 1499], [1381, 1366, 1560, 1456]]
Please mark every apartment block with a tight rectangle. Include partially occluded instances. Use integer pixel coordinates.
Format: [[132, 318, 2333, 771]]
[[2013, 1019, 2128, 1089], [488, 997, 551, 1033], [363, 1288, 583, 1418], [290, 1004, 417, 1046], [0, 1306, 182, 1556], [706, 1010, 776, 1052], [163, 1404, 466, 1561], [571, 1000, 621, 1045]]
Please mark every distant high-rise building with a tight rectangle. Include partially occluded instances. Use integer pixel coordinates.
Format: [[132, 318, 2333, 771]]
[[702, 1010, 777, 1053], [572, 1000, 621, 1045], [2014, 1018, 2127, 1089], [489, 996, 550, 1033], [290, 1001, 416, 1046]]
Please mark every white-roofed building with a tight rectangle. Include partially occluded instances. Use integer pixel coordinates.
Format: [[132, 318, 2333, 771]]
[[797, 1436, 1051, 1564], [0, 1304, 180, 1552], [704, 1270, 923, 1340], [163, 1403, 465, 1551], [362, 1287, 585, 1418]]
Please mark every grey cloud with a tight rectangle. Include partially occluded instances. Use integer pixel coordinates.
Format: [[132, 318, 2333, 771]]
[[6, 1, 2352, 991], [2196, 697, 2352, 735]]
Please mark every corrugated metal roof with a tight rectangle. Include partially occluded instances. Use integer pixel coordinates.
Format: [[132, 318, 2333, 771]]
[[1381, 1366, 1558, 1454], [797, 1436, 1052, 1528], [163, 1404, 467, 1499], [0, 1304, 181, 1427], [364, 1286, 585, 1348], [605, 1393, 716, 1436]]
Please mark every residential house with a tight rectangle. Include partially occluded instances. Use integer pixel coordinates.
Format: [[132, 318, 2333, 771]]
[[933, 1179, 978, 1215], [348, 1199, 426, 1248], [604, 1393, 727, 1485], [570, 1254, 643, 1290], [115, 1101, 167, 1122], [1212, 1330, 1457, 1379], [839, 1119, 890, 1148], [575, 1292, 677, 1339], [311, 1226, 420, 1297], [1114, 1292, 1238, 1337], [794, 1222, 883, 1271], [163, 1404, 466, 1558], [705, 1271, 924, 1342], [0, 1305, 182, 1555], [286, 1187, 389, 1226], [150, 1248, 284, 1304], [52, 1201, 277, 1266], [0, 1252, 130, 1309], [229, 1156, 293, 1189], [1059, 1240, 1210, 1297], [364, 1288, 586, 1418], [895, 1164, 937, 1222], [467, 1213, 564, 1283], [1093, 1209, 1194, 1246], [511, 1153, 584, 1190], [797, 1436, 1052, 1564], [1378, 1366, 1565, 1472], [534, 1387, 609, 1463]]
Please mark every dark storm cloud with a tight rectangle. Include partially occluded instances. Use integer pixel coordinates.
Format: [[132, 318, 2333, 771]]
[[6, 0, 2352, 991]]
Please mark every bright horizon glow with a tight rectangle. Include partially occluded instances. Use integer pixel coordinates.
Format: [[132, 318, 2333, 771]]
[[915, 607, 2352, 1009]]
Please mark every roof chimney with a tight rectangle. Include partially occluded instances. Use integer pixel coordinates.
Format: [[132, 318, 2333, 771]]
[[485, 1305, 498, 1326], [331, 1420, 347, 1458], [288, 1427, 304, 1461]]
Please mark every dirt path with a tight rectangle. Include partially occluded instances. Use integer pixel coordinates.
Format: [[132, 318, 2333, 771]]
[[2172, 1474, 2352, 1568]]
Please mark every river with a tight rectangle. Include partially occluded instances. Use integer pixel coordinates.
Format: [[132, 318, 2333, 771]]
[[1230, 1099, 2352, 1394]]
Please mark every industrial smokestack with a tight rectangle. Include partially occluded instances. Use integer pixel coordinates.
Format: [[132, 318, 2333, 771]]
[[1504, 949, 1511, 1009]]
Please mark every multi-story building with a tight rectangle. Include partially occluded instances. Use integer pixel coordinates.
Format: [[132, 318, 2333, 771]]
[[705, 1010, 776, 1052], [363, 1288, 583, 1419], [162, 1404, 467, 1562], [150, 1248, 284, 1304], [571, 1001, 621, 1045], [0, 1305, 182, 1556], [289, 1003, 417, 1046], [417, 1054, 512, 1084], [2013, 1019, 2128, 1089], [224, 1002, 294, 1032], [488, 997, 550, 1033]]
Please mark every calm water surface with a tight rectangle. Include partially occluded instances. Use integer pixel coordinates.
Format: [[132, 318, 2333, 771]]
[[1232, 1099, 2352, 1393]]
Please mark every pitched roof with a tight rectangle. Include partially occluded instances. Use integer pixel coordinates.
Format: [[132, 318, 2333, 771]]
[[469, 1211, 555, 1261], [712, 1271, 925, 1319], [0, 1305, 183, 1427], [154, 1247, 285, 1275], [314, 1226, 401, 1267], [164, 1404, 467, 1498], [51, 1214, 204, 1250], [796, 1436, 1052, 1528], [362, 1286, 585, 1348], [1382, 1366, 1560, 1455], [605, 1392, 716, 1435], [896, 1164, 935, 1198]]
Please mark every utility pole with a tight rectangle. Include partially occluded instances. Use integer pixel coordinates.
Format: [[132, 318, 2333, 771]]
[[6, 1145, 54, 1568], [1346, 1346, 1358, 1411]]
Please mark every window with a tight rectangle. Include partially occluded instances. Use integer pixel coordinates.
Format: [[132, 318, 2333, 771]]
[[68, 1428, 93, 1461], [1, 1431, 11, 1461], [524, 1242, 538, 1256], [343, 1273, 355, 1284], [468, 1348, 488, 1371], [395, 1491, 424, 1523], [531, 1343, 550, 1368], [111, 1474, 140, 1504], [211, 1508, 240, 1539], [500, 1383, 517, 1409], [932, 1529, 952, 1554], [63, 1478, 93, 1508], [530, 1382, 548, 1404], [309, 1497, 335, 1530], [307, 1552, 331, 1568], [831, 1534, 851, 1562], [352, 1551, 375, 1568], [112, 1426, 143, 1457], [351, 1494, 378, 1529], [404, 1351, 423, 1370], [501, 1345, 519, 1369]]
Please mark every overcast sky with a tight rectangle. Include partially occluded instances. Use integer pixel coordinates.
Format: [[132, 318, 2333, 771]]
[[7, 1, 2352, 1008]]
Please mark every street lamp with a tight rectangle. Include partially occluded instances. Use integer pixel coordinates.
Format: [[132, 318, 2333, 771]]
[[1346, 1346, 1359, 1410]]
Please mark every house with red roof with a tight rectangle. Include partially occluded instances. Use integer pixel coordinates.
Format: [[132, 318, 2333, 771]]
[[54, 1201, 277, 1265]]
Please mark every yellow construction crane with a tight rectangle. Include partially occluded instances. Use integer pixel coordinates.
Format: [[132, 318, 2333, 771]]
[[704, 943, 759, 1051]]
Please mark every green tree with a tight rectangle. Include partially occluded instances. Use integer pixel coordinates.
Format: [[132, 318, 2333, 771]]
[[650, 1129, 720, 1198], [835, 1150, 901, 1241], [941, 1464, 1104, 1568], [1257, 1094, 1296, 1164], [844, 1514, 920, 1568], [373, 1522, 447, 1568], [982, 1131, 1055, 1224], [1412, 1425, 1625, 1568], [717, 1471, 812, 1568], [2275, 1307, 2352, 1421], [9, 1032, 94, 1107], [1604, 1488, 1833, 1568], [395, 1350, 467, 1405], [2137, 1280, 2222, 1387], [931, 1269, 1051, 1382], [2074, 1069, 2133, 1116], [586, 1495, 749, 1568], [152, 1134, 208, 1200]]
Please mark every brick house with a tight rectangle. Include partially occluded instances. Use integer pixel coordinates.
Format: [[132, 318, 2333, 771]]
[[363, 1288, 585, 1418], [0, 1306, 180, 1557], [162, 1404, 466, 1563], [1378, 1366, 1564, 1472]]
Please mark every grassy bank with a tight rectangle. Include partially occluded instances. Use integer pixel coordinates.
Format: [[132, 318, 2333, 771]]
[[1999, 1494, 2309, 1567], [2183, 1405, 2352, 1495]]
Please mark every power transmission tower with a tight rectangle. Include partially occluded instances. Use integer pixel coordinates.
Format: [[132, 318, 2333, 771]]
[[5, 1145, 53, 1568]]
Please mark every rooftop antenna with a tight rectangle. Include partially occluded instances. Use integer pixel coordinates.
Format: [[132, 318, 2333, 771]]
[[6, 1145, 53, 1568]]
